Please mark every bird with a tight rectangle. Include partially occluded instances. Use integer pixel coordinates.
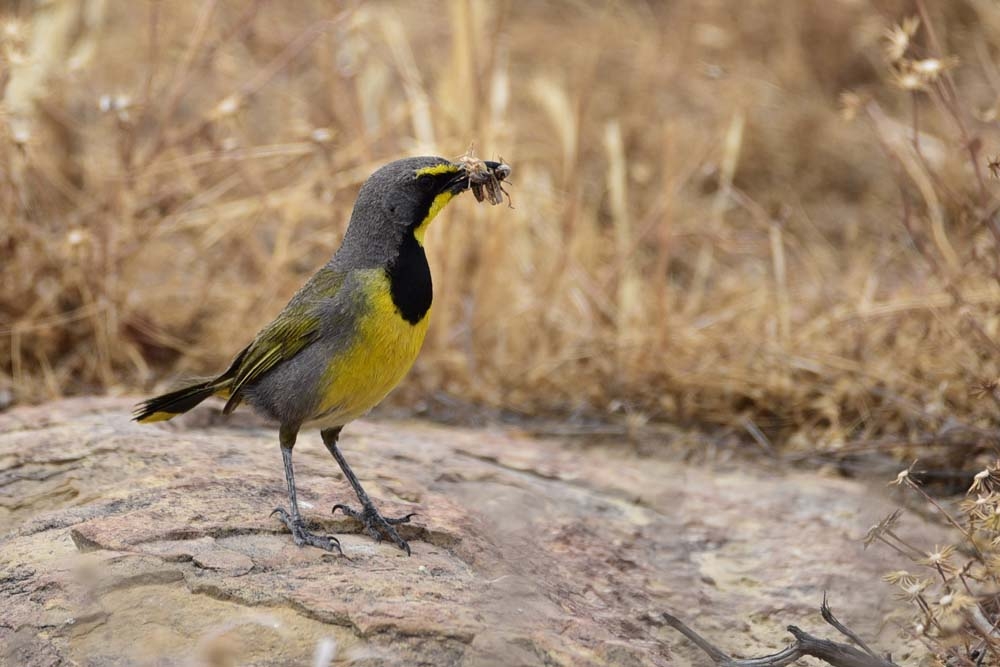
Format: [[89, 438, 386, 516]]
[[133, 155, 511, 556]]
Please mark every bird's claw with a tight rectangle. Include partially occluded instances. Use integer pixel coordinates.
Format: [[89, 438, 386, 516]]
[[272, 507, 343, 554], [332, 503, 415, 555]]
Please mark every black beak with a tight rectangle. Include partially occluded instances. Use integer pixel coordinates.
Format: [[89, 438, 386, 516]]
[[445, 170, 471, 195]]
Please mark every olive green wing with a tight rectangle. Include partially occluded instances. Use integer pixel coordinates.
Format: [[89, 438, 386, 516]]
[[222, 270, 345, 414]]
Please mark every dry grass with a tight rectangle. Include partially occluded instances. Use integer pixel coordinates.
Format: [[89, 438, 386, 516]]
[[870, 461, 1000, 664], [2, 0, 1000, 467]]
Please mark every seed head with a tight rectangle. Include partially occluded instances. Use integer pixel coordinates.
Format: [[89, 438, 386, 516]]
[[890, 65, 928, 92], [310, 127, 333, 143], [883, 17, 920, 63], [890, 461, 918, 486], [912, 57, 957, 80], [2, 19, 23, 42], [894, 577, 930, 602], [988, 159, 1000, 180], [864, 509, 903, 547], [968, 463, 1000, 494], [214, 95, 242, 119], [960, 493, 995, 519], [839, 91, 863, 122], [918, 545, 957, 574]]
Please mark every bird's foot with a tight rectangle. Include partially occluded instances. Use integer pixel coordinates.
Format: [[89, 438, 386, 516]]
[[271, 507, 343, 554], [332, 503, 416, 555]]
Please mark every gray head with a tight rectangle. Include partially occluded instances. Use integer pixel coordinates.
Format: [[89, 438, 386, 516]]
[[335, 156, 472, 268]]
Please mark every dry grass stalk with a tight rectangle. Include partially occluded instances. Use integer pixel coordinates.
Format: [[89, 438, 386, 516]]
[[0, 1, 999, 474]]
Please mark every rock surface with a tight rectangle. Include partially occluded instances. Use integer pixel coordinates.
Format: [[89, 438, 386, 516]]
[[1, 398, 943, 666]]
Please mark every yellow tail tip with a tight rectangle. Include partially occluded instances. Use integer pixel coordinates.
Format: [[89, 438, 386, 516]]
[[134, 411, 177, 424]]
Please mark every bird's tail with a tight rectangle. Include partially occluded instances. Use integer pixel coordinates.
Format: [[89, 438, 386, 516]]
[[133, 378, 230, 423]]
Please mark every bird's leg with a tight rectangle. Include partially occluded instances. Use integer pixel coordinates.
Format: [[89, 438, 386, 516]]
[[322, 427, 415, 555], [271, 424, 342, 554]]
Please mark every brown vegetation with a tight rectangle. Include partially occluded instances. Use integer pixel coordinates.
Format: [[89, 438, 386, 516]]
[[2, 1, 999, 468]]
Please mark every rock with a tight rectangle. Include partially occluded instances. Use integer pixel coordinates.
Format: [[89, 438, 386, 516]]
[[0, 398, 942, 666]]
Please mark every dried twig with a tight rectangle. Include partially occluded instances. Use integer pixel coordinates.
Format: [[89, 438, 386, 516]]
[[819, 594, 883, 661], [653, 599, 898, 667]]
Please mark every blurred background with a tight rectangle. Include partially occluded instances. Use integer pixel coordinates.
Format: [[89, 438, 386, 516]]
[[2, 0, 999, 476]]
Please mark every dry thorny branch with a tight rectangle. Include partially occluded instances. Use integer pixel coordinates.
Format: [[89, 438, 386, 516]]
[[651, 596, 898, 667], [862, 460, 1000, 664]]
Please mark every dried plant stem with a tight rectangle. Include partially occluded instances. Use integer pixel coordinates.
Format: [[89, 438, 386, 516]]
[[914, 0, 989, 204], [140, 0, 219, 169], [904, 478, 987, 563], [656, 599, 898, 667]]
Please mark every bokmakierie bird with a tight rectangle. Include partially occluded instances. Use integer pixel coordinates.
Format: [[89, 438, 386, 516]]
[[134, 155, 511, 556]]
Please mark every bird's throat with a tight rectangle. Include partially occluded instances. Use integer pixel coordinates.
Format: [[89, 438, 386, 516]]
[[386, 189, 454, 325], [386, 233, 432, 325], [413, 191, 454, 246]]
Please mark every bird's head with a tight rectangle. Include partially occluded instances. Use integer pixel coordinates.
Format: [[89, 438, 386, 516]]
[[344, 156, 508, 254]]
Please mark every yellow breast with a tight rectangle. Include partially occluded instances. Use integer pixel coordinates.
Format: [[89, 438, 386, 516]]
[[308, 270, 429, 427]]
